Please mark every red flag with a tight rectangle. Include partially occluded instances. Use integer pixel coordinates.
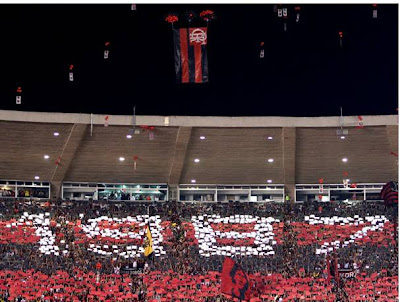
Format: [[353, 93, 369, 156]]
[[221, 257, 251, 301], [334, 252, 339, 284], [326, 256, 331, 285]]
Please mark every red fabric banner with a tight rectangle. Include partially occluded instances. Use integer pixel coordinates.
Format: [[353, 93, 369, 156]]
[[326, 256, 331, 285], [221, 257, 251, 301], [334, 253, 340, 284]]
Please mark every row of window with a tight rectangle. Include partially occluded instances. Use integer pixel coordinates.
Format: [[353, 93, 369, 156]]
[[0, 181, 384, 202]]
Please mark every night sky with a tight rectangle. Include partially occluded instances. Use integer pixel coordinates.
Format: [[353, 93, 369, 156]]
[[0, 4, 397, 116]]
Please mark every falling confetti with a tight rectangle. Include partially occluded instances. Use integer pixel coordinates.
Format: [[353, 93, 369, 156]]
[[69, 64, 74, 82], [318, 178, 324, 193], [338, 31, 343, 48], [372, 4, 377, 19], [356, 116, 364, 129], [260, 42, 264, 58], [295, 6, 301, 22], [104, 42, 110, 59], [16, 86, 22, 105]]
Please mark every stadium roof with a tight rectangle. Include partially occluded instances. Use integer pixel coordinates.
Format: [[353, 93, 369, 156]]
[[0, 110, 397, 196]]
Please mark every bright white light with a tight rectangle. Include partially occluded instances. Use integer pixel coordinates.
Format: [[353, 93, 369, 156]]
[[191, 179, 196, 183], [53, 132, 59, 136], [267, 180, 272, 183], [126, 134, 132, 139], [340, 136, 346, 140], [34, 176, 40, 180], [200, 136, 206, 140], [119, 157, 125, 162], [342, 158, 348, 163], [268, 158, 274, 163], [194, 159, 200, 163], [43, 155, 50, 159], [267, 136, 273, 140]]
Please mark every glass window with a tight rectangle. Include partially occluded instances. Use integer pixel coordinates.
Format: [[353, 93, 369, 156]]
[[330, 190, 364, 202], [0, 185, 15, 198], [366, 192, 382, 201]]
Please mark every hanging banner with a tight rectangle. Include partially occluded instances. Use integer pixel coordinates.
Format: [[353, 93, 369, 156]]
[[173, 27, 208, 83]]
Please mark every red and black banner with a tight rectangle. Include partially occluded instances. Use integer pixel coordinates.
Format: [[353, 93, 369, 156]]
[[173, 27, 208, 83], [381, 181, 398, 206], [221, 257, 251, 301]]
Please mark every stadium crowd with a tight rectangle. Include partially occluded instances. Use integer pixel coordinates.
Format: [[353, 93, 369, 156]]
[[0, 198, 397, 301]]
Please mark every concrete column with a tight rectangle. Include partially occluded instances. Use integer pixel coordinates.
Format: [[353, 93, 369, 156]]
[[386, 125, 398, 168], [168, 127, 192, 185], [282, 127, 297, 204], [50, 124, 88, 199], [50, 181, 62, 200]]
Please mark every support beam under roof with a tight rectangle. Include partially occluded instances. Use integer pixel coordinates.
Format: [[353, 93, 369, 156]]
[[282, 127, 296, 203], [386, 125, 398, 170], [50, 124, 88, 199], [168, 127, 192, 185]]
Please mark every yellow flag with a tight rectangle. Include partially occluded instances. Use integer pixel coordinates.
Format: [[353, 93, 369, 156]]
[[144, 225, 153, 257]]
